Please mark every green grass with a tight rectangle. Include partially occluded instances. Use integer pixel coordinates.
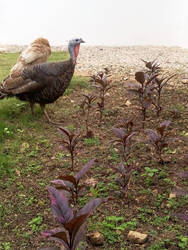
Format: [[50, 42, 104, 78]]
[[0, 52, 88, 181], [0, 52, 187, 249]]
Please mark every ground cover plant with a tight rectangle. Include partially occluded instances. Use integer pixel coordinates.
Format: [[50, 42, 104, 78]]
[[0, 53, 188, 249]]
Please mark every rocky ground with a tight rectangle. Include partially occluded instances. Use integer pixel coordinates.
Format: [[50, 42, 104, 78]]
[[1, 44, 188, 79]]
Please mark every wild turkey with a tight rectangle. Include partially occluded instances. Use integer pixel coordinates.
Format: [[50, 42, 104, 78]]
[[10, 37, 51, 76], [0, 38, 84, 124]]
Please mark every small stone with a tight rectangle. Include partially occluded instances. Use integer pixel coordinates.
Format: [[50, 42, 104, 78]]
[[169, 192, 176, 198], [84, 177, 97, 187], [127, 231, 148, 244], [87, 231, 104, 246], [20, 142, 30, 152]]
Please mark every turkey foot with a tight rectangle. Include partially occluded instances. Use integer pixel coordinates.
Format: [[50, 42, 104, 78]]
[[40, 104, 64, 125]]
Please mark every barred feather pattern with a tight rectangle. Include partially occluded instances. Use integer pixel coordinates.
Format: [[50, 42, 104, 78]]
[[16, 59, 75, 104]]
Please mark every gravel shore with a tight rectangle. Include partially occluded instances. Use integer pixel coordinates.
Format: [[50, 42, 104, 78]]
[[1, 44, 188, 78], [76, 45, 188, 79]]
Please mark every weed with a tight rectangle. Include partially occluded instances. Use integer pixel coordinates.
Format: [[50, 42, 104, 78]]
[[141, 167, 159, 186], [84, 136, 100, 146], [28, 214, 43, 232], [0, 242, 11, 250]]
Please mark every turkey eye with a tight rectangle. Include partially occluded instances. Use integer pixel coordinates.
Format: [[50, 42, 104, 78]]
[[75, 39, 79, 42]]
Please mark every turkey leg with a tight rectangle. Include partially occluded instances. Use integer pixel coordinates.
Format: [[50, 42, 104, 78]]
[[29, 102, 35, 115], [40, 103, 63, 125]]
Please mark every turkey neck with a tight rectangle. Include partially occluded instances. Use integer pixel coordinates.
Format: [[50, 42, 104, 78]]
[[68, 44, 80, 63]]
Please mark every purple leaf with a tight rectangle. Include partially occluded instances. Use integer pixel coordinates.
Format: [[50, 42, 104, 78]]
[[174, 213, 188, 223], [160, 120, 171, 128], [48, 186, 73, 225], [177, 172, 188, 178], [75, 159, 95, 182], [126, 132, 137, 143], [58, 127, 71, 137], [172, 188, 188, 196], [42, 228, 69, 249], [57, 176, 77, 185], [72, 224, 85, 250], [113, 128, 125, 139], [143, 98, 152, 109], [145, 129, 159, 142], [64, 214, 88, 234], [135, 72, 145, 84], [117, 163, 126, 175], [76, 198, 103, 218], [50, 180, 67, 187]]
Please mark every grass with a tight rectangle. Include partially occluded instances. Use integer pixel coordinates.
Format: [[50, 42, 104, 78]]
[[0, 52, 188, 249]]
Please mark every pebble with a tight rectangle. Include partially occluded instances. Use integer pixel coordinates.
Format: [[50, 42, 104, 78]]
[[1, 44, 188, 77], [127, 230, 148, 244], [87, 231, 104, 246]]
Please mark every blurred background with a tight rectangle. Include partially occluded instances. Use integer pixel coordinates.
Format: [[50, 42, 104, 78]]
[[0, 0, 188, 48]]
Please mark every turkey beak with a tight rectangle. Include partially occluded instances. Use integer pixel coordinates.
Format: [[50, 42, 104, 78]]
[[80, 39, 85, 43]]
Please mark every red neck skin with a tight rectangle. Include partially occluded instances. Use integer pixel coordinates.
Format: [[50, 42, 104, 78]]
[[74, 44, 80, 61]]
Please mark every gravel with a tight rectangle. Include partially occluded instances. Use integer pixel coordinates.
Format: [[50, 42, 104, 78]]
[[1, 44, 188, 78], [76, 46, 188, 78]]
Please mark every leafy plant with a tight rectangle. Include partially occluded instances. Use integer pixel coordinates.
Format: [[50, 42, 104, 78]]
[[58, 127, 80, 171], [141, 59, 175, 116], [90, 68, 113, 125], [141, 167, 159, 186], [112, 128, 136, 162], [119, 118, 134, 134], [134, 71, 157, 127], [80, 94, 96, 137], [28, 214, 43, 232], [113, 163, 133, 195], [100, 216, 126, 244], [154, 75, 175, 116], [51, 159, 95, 205], [145, 120, 172, 164], [42, 186, 104, 250]]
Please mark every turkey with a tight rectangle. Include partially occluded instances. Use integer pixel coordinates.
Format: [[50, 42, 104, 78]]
[[10, 37, 51, 76], [0, 38, 84, 124]]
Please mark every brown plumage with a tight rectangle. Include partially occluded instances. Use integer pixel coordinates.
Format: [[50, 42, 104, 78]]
[[0, 38, 84, 124], [10, 37, 51, 76]]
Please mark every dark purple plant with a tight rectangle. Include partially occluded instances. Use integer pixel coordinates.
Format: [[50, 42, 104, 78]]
[[119, 118, 134, 134], [90, 69, 113, 125], [141, 59, 175, 116], [114, 163, 134, 195], [80, 94, 96, 137], [113, 128, 136, 162], [154, 74, 175, 116], [177, 172, 188, 178], [42, 186, 104, 250], [51, 159, 95, 205], [174, 213, 188, 223], [134, 71, 157, 128], [58, 127, 80, 171], [141, 58, 161, 75], [145, 120, 172, 164]]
